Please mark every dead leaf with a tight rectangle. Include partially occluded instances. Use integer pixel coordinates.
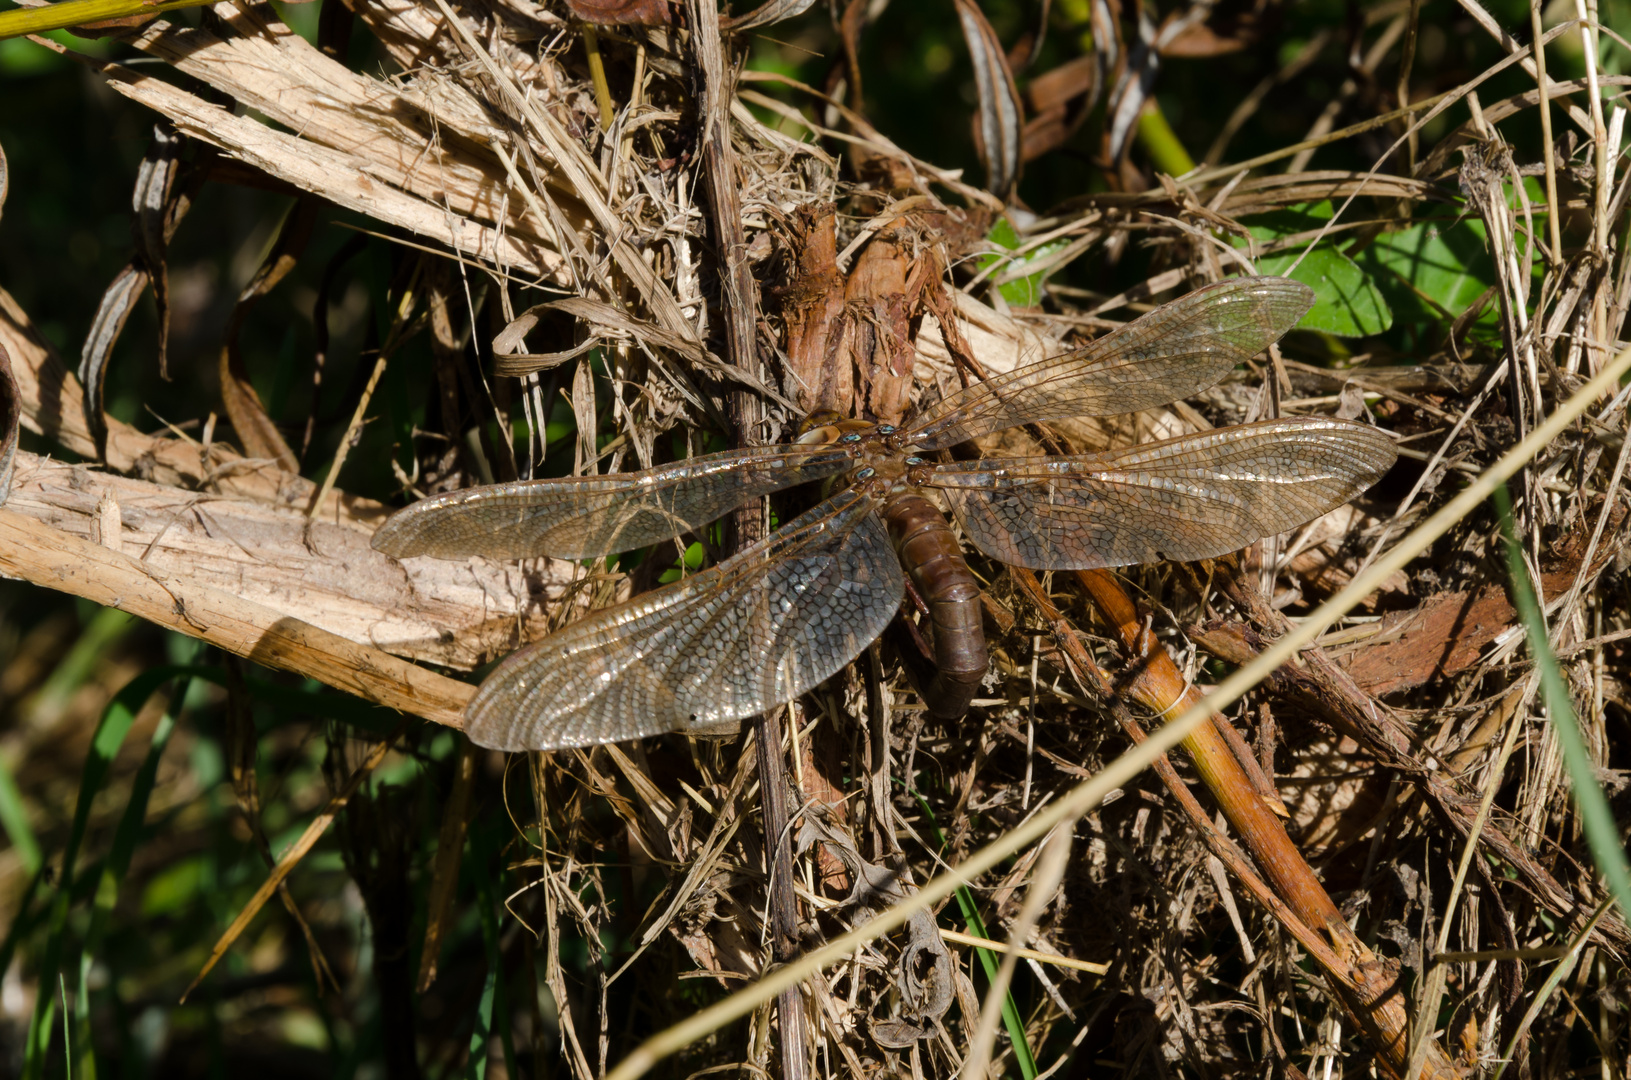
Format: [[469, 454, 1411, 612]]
[[78, 123, 196, 452], [219, 199, 318, 474], [1158, 10, 1264, 58], [723, 0, 818, 32], [562, 0, 674, 25], [775, 205, 849, 418], [78, 264, 147, 458], [0, 343, 17, 506], [1342, 580, 1554, 697], [1022, 55, 1096, 161], [797, 811, 954, 1041], [1341, 526, 1623, 695], [954, 0, 1023, 199]]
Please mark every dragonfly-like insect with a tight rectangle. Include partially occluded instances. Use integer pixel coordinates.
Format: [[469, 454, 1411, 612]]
[[372, 276, 1396, 751]]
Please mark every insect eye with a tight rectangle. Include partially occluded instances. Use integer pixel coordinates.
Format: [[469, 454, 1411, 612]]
[[840, 433, 861, 444], [905, 456, 925, 466], [877, 424, 896, 435], [855, 466, 876, 480]]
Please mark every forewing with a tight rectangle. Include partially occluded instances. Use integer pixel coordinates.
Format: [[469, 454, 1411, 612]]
[[464, 488, 905, 751], [371, 443, 855, 560], [905, 277, 1315, 449], [926, 418, 1396, 569]]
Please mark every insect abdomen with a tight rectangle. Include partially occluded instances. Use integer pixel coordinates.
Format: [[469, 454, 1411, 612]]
[[882, 492, 987, 719]]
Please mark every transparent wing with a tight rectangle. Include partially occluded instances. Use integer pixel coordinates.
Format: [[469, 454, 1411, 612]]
[[371, 443, 855, 560], [904, 277, 1315, 450], [925, 418, 1396, 569], [464, 487, 905, 751]]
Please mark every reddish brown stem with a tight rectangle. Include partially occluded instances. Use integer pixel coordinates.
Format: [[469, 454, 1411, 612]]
[[1014, 564, 1464, 1078], [1073, 570, 1351, 934], [1204, 558, 1630, 955]]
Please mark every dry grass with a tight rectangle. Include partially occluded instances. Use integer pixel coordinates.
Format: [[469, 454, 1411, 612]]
[[1, 0, 1629, 1077]]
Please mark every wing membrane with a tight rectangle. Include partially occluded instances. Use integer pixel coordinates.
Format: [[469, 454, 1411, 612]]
[[904, 277, 1315, 450], [926, 418, 1396, 569], [371, 443, 855, 560], [464, 488, 904, 751]]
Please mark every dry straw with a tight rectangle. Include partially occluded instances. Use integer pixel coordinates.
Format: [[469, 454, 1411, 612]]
[[605, 338, 1631, 1078]]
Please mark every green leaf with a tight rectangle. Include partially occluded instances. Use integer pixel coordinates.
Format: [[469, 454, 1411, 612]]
[[1256, 247, 1392, 337], [980, 218, 1072, 308], [140, 855, 208, 918], [1353, 217, 1499, 328], [77, 674, 192, 1074], [1242, 201, 1335, 243], [658, 541, 707, 584]]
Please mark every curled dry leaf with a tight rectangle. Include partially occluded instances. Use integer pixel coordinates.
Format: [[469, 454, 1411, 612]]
[[131, 124, 190, 376], [721, 0, 818, 33], [493, 339, 600, 375], [953, 0, 1023, 199], [80, 125, 192, 444], [797, 811, 954, 1044], [78, 264, 148, 458], [1104, 9, 1160, 167], [218, 199, 317, 474], [0, 342, 17, 506], [494, 295, 711, 376]]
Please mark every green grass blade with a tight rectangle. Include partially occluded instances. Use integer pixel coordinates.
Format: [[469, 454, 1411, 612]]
[[0, 749, 42, 874], [910, 790, 1039, 1079], [949, 884, 1039, 1078], [22, 664, 195, 1080], [1494, 484, 1631, 917], [467, 849, 500, 1080], [27, 609, 134, 727], [59, 974, 71, 1080], [0, 0, 205, 41], [72, 674, 193, 1079]]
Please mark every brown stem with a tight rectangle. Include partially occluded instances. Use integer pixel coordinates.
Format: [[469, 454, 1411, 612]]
[[1073, 569, 1349, 934], [1205, 557, 1630, 955], [1012, 563, 1464, 1078], [1008, 568, 1349, 972], [684, 5, 806, 1078]]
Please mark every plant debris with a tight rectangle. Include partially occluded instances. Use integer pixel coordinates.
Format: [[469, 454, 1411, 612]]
[[1, 1, 1629, 1077]]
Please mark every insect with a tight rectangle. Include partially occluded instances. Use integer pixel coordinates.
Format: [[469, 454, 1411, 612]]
[[372, 277, 1396, 751]]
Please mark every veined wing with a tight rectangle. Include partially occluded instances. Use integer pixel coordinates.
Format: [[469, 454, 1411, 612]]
[[464, 487, 904, 751], [904, 277, 1315, 450], [924, 417, 1396, 569], [371, 443, 855, 560]]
